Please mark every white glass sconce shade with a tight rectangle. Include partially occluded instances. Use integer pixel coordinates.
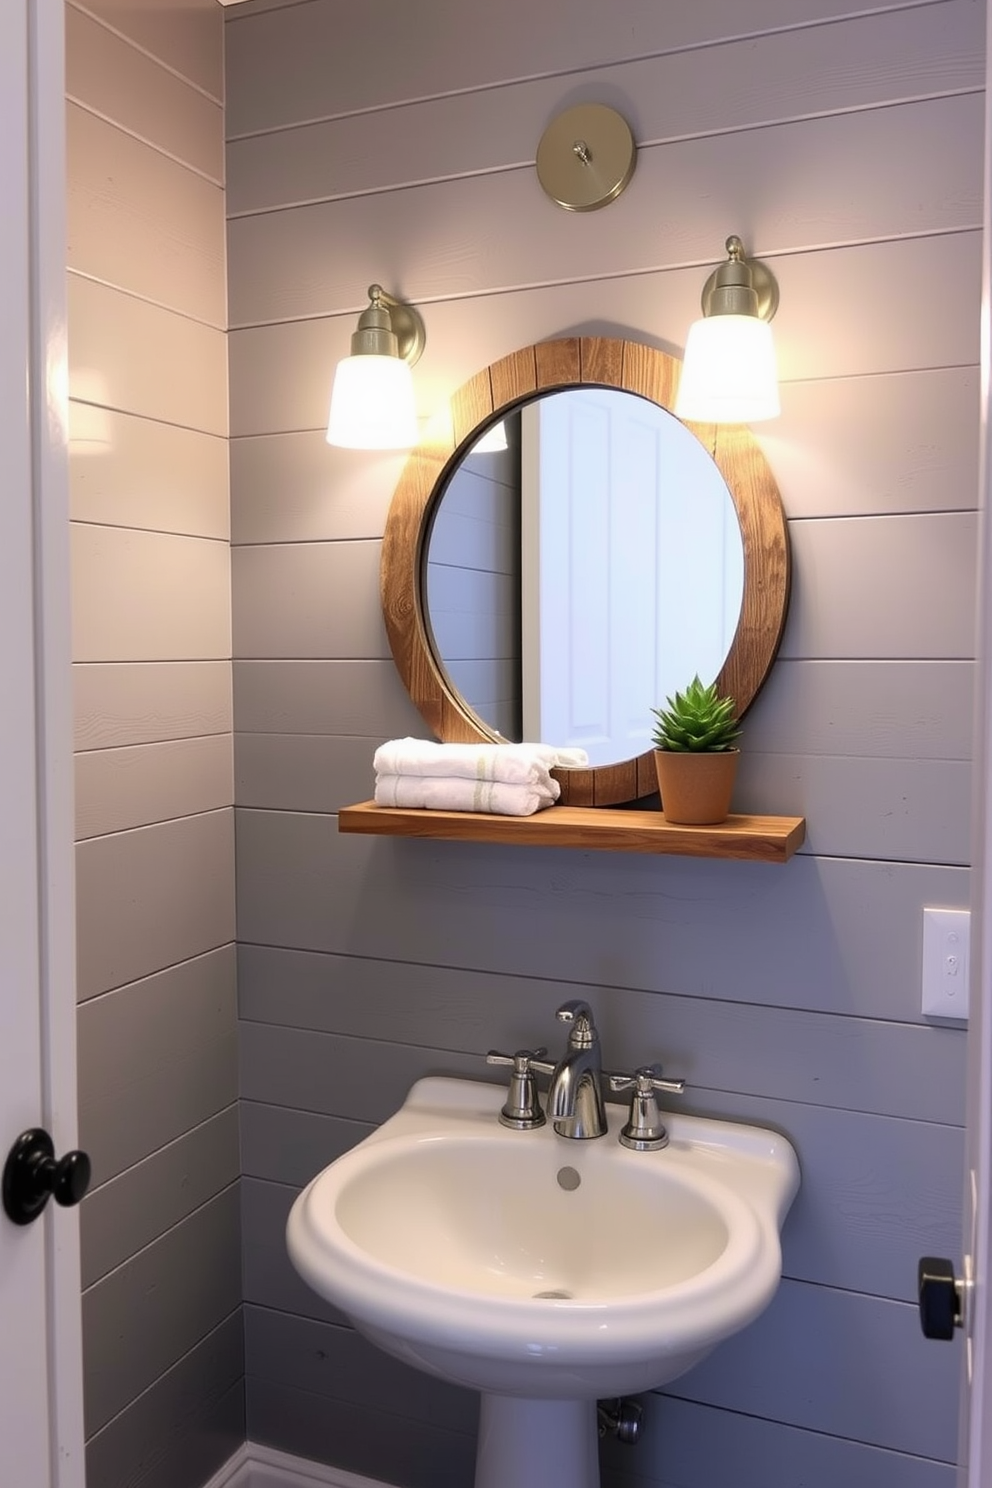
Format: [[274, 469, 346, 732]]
[[326, 284, 425, 450], [674, 236, 780, 424], [675, 314, 779, 424], [327, 354, 419, 450]]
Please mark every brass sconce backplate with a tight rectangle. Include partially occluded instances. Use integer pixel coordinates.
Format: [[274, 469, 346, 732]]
[[536, 104, 636, 212], [699, 242, 780, 323]]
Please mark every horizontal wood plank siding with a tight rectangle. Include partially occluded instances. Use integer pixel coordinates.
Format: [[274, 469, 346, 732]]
[[75, 733, 234, 839], [238, 1008, 965, 1129], [74, 660, 233, 751], [82, 1186, 241, 1436], [226, 5, 981, 215], [235, 827, 967, 1024], [84, 1315, 244, 1488], [241, 1303, 956, 1488], [66, 5, 224, 184], [223, 0, 970, 136], [227, 234, 981, 439], [226, 369, 978, 545], [69, 274, 228, 437], [70, 409, 229, 539], [76, 811, 235, 1000], [244, 1306, 476, 1439], [80, 1104, 240, 1287], [73, 0, 223, 104], [241, 1284, 960, 1457], [226, 0, 980, 1481], [604, 1394, 957, 1488], [665, 1278, 961, 1459], [69, 3, 238, 1484], [227, 97, 982, 331], [244, 1376, 476, 1488], [67, 101, 226, 327], [78, 947, 238, 1186]]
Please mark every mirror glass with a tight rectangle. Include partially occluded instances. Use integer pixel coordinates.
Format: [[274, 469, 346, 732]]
[[424, 389, 744, 767]]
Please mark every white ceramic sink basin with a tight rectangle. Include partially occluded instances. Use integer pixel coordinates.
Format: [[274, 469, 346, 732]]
[[288, 1075, 799, 1408]]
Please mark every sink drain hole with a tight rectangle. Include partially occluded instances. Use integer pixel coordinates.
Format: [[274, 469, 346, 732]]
[[556, 1166, 581, 1191], [533, 1289, 573, 1300]]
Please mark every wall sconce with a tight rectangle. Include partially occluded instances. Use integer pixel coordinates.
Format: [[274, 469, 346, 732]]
[[326, 284, 426, 449], [674, 236, 780, 423]]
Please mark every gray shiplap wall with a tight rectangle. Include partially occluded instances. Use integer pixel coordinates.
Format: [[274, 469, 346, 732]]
[[68, 4, 241, 1486], [227, 1, 979, 1484], [426, 439, 522, 742]]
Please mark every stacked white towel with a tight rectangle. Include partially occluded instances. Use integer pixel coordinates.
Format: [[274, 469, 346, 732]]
[[372, 739, 589, 817]]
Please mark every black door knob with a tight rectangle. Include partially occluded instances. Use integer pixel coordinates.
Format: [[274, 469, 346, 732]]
[[2, 1129, 92, 1226], [918, 1255, 963, 1340]]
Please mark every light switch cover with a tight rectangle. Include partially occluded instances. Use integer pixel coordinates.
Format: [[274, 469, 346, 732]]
[[922, 906, 970, 1022]]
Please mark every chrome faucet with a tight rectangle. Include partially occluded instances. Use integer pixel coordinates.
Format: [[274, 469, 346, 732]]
[[545, 1000, 607, 1139]]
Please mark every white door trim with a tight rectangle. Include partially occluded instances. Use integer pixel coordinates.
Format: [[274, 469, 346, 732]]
[[28, 2, 84, 1483]]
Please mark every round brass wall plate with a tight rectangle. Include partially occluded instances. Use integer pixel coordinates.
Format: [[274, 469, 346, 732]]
[[536, 104, 636, 212]]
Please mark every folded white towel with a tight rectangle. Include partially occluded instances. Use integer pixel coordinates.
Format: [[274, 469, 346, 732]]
[[542, 745, 590, 769], [374, 772, 559, 817], [373, 738, 588, 788]]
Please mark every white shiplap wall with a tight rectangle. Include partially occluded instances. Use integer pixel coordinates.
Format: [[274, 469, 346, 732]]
[[67, 4, 242, 1486], [227, 1, 981, 1485]]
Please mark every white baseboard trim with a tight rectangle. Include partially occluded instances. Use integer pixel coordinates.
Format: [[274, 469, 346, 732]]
[[201, 1444, 251, 1488], [202, 1441, 393, 1488]]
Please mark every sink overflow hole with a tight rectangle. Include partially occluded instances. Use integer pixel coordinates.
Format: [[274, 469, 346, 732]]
[[534, 1289, 573, 1300], [557, 1166, 581, 1191]]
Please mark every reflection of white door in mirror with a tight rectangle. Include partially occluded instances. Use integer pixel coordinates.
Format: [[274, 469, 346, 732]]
[[520, 390, 743, 767]]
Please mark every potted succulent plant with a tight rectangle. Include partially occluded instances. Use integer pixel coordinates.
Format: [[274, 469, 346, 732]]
[[650, 675, 742, 824]]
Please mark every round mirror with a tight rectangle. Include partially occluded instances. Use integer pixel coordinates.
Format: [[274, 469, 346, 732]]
[[425, 390, 745, 767], [381, 337, 790, 807]]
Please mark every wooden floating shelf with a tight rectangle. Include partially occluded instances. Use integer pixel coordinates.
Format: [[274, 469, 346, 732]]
[[338, 801, 806, 863]]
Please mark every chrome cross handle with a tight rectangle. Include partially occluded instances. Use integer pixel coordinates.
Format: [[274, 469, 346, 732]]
[[486, 1047, 549, 1129], [608, 1064, 686, 1151]]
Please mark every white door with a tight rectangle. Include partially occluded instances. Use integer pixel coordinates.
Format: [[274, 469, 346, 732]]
[[520, 390, 743, 765], [0, 4, 84, 1487]]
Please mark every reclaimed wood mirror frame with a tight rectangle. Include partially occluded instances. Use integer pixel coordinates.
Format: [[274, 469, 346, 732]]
[[380, 336, 791, 807]]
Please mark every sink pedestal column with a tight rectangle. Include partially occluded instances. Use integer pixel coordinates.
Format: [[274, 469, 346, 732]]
[[475, 1395, 600, 1488]]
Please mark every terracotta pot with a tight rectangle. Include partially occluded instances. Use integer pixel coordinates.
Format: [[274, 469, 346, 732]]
[[653, 749, 739, 825]]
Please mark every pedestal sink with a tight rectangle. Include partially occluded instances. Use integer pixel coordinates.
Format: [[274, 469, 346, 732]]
[[287, 1076, 799, 1488]]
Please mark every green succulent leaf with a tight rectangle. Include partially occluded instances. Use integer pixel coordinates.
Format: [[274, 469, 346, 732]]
[[650, 675, 742, 752]]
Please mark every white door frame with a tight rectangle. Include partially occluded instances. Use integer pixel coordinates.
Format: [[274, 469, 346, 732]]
[[0, 2, 84, 1485], [35, 0, 86, 1477]]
